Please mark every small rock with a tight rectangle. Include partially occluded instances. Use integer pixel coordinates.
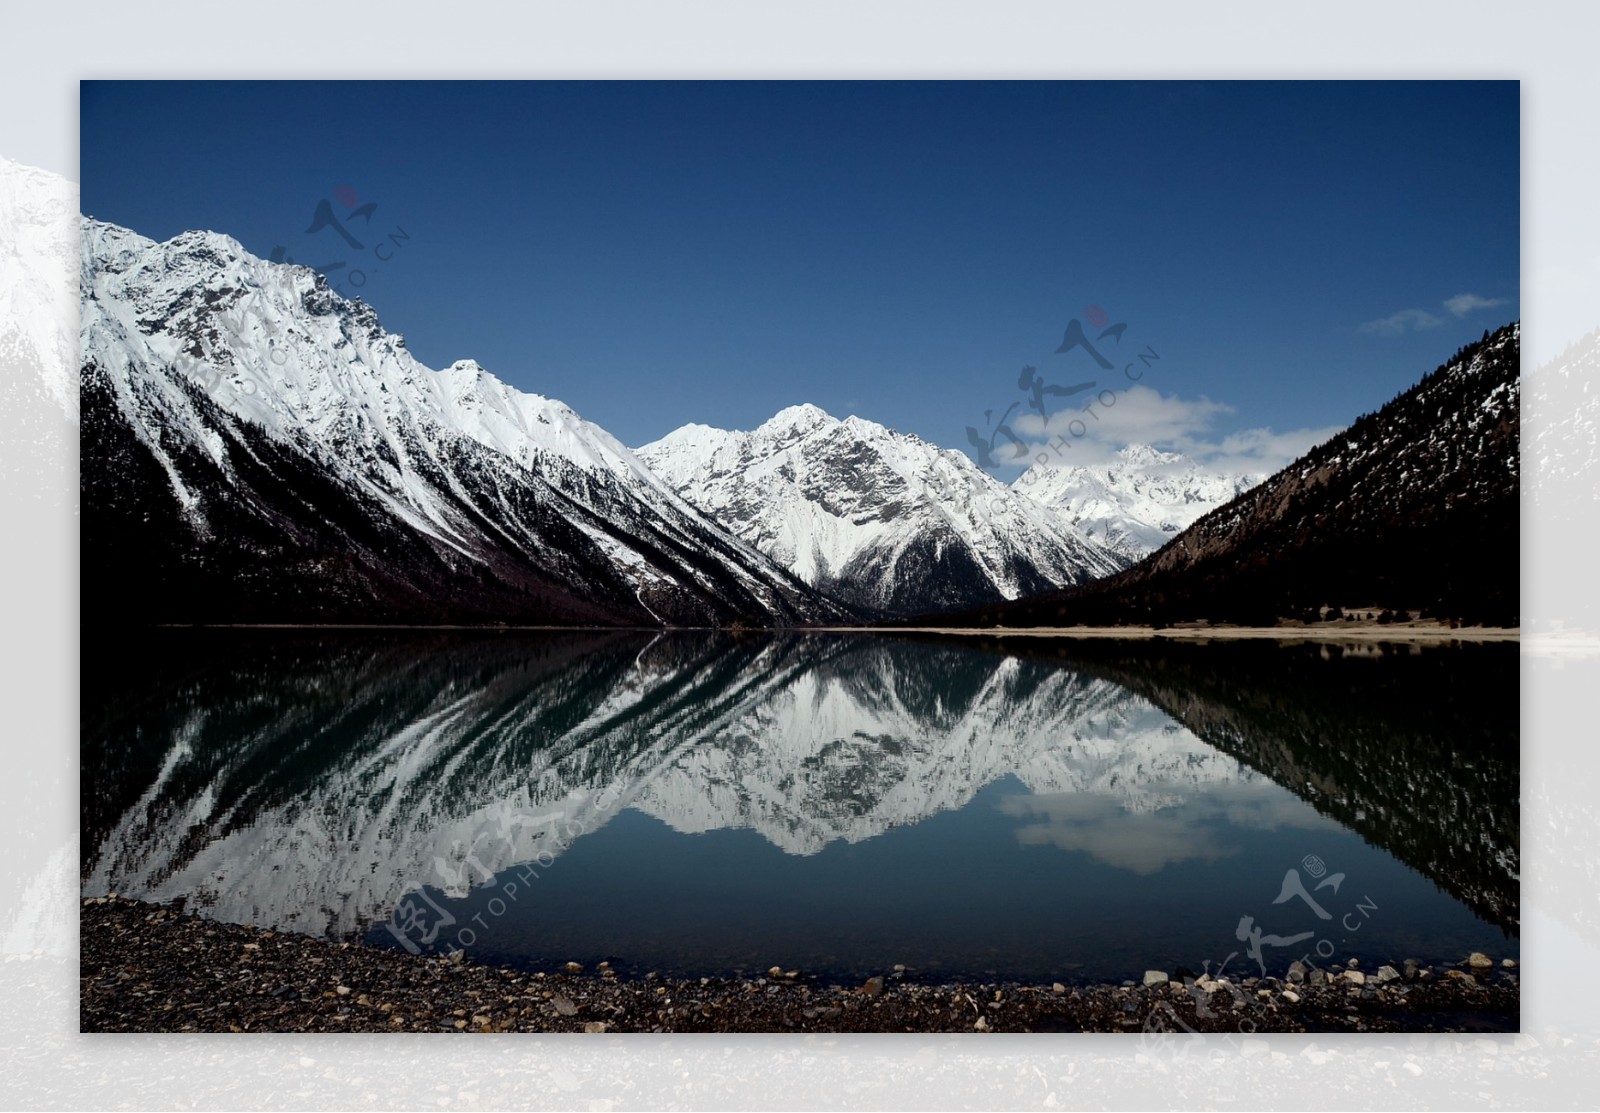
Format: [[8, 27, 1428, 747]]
[[334, 985, 351, 996], [1309, 969, 1327, 986], [1346, 957, 1360, 969], [564, 961, 583, 974], [447, 950, 465, 966], [893, 964, 906, 973], [551, 995, 578, 1016], [1281, 990, 1301, 1004], [1051, 983, 1066, 994], [583, 1021, 607, 1034], [1142, 970, 1169, 987], [1402, 959, 1421, 981], [863, 976, 884, 998], [1467, 952, 1494, 970], [974, 1016, 988, 1031], [768, 966, 783, 977], [1342, 970, 1366, 986], [1376, 965, 1401, 983], [1501, 958, 1517, 969], [1286, 960, 1307, 983]]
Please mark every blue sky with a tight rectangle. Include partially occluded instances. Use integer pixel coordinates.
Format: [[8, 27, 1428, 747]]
[[80, 80, 1519, 472]]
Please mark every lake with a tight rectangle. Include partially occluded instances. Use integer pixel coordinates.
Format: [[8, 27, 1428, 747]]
[[81, 630, 1519, 985]]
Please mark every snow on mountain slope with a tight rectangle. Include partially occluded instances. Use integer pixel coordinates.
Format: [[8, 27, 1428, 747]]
[[638, 405, 1128, 616], [949, 323, 1522, 627], [80, 219, 843, 626], [1, 157, 77, 420], [1012, 445, 1263, 561], [0, 157, 79, 959]]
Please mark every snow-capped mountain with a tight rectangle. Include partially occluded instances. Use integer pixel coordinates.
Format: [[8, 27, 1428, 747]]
[[81, 219, 845, 627], [1, 157, 77, 421], [637, 405, 1129, 616], [0, 158, 79, 959], [1012, 444, 1263, 561], [947, 323, 1522, 627]]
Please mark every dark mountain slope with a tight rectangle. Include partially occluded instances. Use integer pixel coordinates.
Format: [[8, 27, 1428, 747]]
[[922, 323, 1520, 627], [80, 219, 847, 628]]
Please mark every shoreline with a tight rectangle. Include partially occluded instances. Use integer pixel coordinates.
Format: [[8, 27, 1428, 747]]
[[145, 622, 1520, 643], [80, 897, 1519, 1035], [865, 623, 1521, 644]]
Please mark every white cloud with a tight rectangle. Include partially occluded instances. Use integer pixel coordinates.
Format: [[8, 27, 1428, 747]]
[[998, 781, 1340, 875], [1361, 292, 1510, 335], [1444, 292, 1509, 317], [1359, 307, 1444, 336], [1010, 385, 1231, 456], [1000, 384, 1340, 474], [1201, 423, 1346, 475]]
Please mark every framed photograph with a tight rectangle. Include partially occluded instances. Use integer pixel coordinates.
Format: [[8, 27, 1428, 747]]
[[75, 79, 1520, 1039]]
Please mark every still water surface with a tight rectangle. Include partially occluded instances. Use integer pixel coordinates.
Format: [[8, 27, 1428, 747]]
[[82, 631, 1518, 983]]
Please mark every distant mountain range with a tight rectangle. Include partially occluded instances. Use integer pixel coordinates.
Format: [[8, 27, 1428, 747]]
[[78, 216, 1516, 628], [80, 220, 844, 627], [931, 323, 1521, 627], [1011, 444, 1262, 562], [639, 405, 1127, 616]]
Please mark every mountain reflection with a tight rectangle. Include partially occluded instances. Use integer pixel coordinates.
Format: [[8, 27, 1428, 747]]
[[82, 631, 1518, 949]]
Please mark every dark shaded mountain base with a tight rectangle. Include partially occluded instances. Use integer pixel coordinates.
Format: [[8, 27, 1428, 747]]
[[917, 325, 1521, 630]]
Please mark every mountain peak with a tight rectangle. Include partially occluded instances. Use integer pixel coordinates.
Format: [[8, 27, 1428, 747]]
[[81, 217, 843, 628], [637, 403, 1127, 615], [984, 324, 1523, 626], [1012, 449, 1264, 562], [760, 403, 837, 435], [1116, 443, 1185, 468]]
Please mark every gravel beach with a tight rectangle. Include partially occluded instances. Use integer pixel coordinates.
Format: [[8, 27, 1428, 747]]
[[80, 897, 1519, 1035]]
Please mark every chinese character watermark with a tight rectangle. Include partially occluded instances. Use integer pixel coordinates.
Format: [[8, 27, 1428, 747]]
[[972, 305, 1162, 518], [269, 184, 411, 297], [1139, 852, 1379, 1057]]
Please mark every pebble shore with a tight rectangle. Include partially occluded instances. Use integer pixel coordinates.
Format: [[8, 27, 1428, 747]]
[[80, 897, 1519, 1034]]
